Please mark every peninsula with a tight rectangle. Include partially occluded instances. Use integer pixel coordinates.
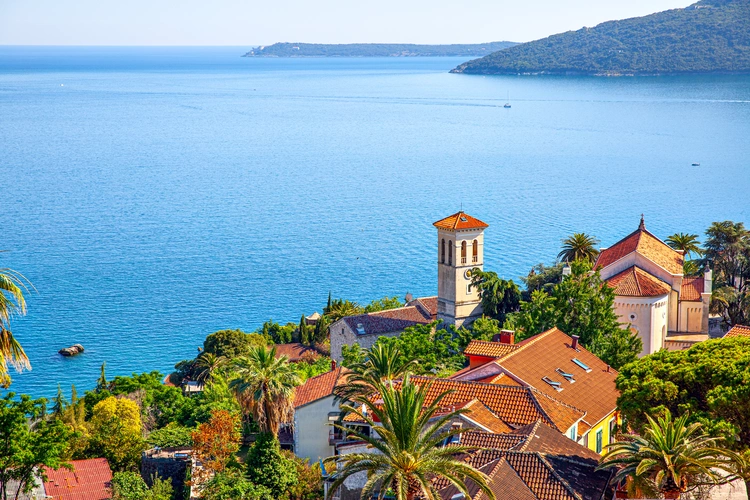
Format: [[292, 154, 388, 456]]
[[451, 0, 750, 76], [243, 41, 516, 58]]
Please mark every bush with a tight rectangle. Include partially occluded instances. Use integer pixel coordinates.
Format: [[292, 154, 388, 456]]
[[245, 433, 298, 498], [111, 472, 173, 500], [147, 423, 194, 448], [200, 470, 272, 500]]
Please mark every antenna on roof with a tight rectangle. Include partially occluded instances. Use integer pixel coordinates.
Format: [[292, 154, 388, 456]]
[[639, 214, 646, 230]]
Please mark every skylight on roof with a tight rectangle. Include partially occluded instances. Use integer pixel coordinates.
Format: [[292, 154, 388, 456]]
[[460, 216, 468, 222], [556, 368, 575, 383], [542, 376, 563, 392], [356, 323, 365, 335], [572, 358, 592, 373]]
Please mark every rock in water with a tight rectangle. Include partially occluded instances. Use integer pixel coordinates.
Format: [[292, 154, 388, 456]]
[[59, 344, 84, 356]]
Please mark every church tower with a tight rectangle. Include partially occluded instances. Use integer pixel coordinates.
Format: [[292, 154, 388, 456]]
[[433, 211, 488, 328]]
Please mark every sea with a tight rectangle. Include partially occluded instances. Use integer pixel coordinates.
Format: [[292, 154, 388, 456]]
[[1, 46, 749, 400]]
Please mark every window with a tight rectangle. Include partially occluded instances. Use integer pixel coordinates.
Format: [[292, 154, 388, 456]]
[[568, 424, 577, 440], [596, 429, 603, 453], [461, 241, 467, 264], [556, 368, 575, 383], [609, 418, 617, 444], [572, 358, 592, 373], [542, 376, 563, 391], [441, 239, 445, 264], [448, 244, 452, 266], [472, 240, 478, 263]]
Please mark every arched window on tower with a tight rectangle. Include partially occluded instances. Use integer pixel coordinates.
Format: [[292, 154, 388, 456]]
[[441, 239, 445, 264], [461, 241, 467, 264], [472, 240, 478, 263], [448, 243, 453, 266]]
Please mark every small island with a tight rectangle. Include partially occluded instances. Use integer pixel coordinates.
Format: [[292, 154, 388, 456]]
[[451, 0, 750, 76], [243, 41, 516, 58]]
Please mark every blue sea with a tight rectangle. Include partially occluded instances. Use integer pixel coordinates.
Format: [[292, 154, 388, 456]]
[[1, 46, 749, 399]]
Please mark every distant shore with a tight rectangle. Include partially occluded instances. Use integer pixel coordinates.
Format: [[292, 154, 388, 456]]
[[243, 41, 516, 58]]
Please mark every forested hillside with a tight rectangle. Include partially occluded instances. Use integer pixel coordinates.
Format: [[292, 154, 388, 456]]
[[244, 41, 515, 57]]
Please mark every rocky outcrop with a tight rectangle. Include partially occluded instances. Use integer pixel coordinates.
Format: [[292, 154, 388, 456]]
[[59, 344, 84, 356]]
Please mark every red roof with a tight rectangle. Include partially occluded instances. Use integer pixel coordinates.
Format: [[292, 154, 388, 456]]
[[43, 458, 112, 500], [595, 224, 683, 275], [342, 301, 433, 337], [274, 343, 319, 362], [680, 276, 705, 302], [605, 266, 671, 297], [294, 367, 347, 408], [725, 325, 750, 338], [433, 211, 489, 231]]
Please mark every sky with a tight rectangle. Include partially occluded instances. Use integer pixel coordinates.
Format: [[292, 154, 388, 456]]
[[1, 0, 695, 46]]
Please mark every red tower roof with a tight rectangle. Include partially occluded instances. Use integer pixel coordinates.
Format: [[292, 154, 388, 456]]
[[433, 211, 489, 231]]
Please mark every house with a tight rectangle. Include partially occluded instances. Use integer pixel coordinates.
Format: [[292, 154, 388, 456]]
[[452, 327, 620, 454], [432, 422, 616, 500], [274, 342, 319, 362], [42, 458, 113, 500], [291, 363, 349, 462], [330, 210, 490, 362], [329, 296, 437, 362], [724, 324, 750, 338], [595, 216, 712, 355]]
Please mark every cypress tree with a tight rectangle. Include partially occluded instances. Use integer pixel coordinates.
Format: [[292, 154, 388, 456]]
[[298, 315, 309, 345]]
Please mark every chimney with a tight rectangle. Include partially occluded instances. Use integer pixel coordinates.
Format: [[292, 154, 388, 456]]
[[704, 267, 713, 293], [499, 330, 515, 345], [571, 335, 579, 350], [331, 359, 337, 371], [606, 365, 611, 373]]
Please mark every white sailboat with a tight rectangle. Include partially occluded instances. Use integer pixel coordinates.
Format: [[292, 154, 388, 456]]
[[504, 91, 511, 108]]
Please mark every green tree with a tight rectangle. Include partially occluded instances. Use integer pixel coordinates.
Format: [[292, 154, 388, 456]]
[[229, 346, 302, 435], [599, 410, 740, 499], [259, 320, 295, 345], [324, 299, 363, 322], [469, 270, 521, 323], [0, 394, 72, 500], [298, 315, 309, 345], [341, 344, 365, 367], [311, 314, 329, 345], [146, 423, 194, 448], [194, 353, 227, 384], [510, 260, 641, 369], [88, 396, 145, 472], [96, 362, 108, 392], [666, 232, 703, 259], [704, 221, 749, 292], [557, 232, 599, 264], [470, 315, 501, 340], [0, 267, 32, 388], [204, 329, 266, 359], [711, 285, 750, 327], [520, 263, 564, 300], [246, 432, 298, 498], [363, 296, 404, 313], [334, 343, 416, 402], [111, 471, 174, 500], [51, 384, 66, 418], [326, 376, 495, 500], [616, 337, 750, 494], [200, 470, 272, 500]]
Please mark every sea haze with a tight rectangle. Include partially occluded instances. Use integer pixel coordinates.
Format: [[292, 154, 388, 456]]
[[1, 46, 748, 399]]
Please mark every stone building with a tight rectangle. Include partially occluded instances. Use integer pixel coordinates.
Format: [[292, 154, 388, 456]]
[[595, 217, 712, 355]]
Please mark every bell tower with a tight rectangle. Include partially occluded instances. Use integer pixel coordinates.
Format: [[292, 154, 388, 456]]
[[433, 211, 487, 328]]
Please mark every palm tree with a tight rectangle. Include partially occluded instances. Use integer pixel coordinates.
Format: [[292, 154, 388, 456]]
[[0, 267, 32, 388], [666, 233, 703, 259], [228, 345, 302, 435], [558, 233, 600, 264], [194, 353, 227, 384], [326, 376, 496, 500], [710, 286, 750, 327], [334, 343, 416, 402], [325, 299, 363, 322], [598, 410, 740, 499]]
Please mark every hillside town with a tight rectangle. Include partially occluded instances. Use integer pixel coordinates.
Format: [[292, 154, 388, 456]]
[[1, 212, 749, 500]]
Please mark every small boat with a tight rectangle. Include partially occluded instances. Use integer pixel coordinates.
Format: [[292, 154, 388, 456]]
[[504, 91, 511, 108], [692, 162, 700, 166]]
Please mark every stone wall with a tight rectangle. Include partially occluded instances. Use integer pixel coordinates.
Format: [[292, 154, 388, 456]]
[[141, 448, 191, 500]]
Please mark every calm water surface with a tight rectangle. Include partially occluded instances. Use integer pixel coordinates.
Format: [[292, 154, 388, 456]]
[[1, 46, 749, 399]]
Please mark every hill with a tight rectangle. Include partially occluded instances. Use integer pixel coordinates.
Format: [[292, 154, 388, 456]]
[[451, 0, 750, 75], [243, 42, 516, 58]]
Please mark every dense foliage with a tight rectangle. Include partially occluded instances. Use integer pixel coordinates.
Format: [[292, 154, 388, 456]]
[[245, 433, 298, 498], [244, 42, 515, 57], [469, 270, 521, 323], [705, 221, 750, 326], [111, 471, 173, 500], [452, 0, 750, 75]]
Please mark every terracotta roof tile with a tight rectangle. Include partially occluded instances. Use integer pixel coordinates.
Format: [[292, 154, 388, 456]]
[[605, 266, 671, 297], [475, 373, 523, 386], [460, 399, 515, 434], [294, 367, 347, 408], [342, 303, 433, 337], [43, 458, 112, 500], [457, 328, 618, 430], [725, 325, 750, 338], [459, 430, 527, 450], [408, 296, 438, 319], [680, 276, 705, 302], [433, 211, 489, 231], [274, 343, 319, 362], [595, 225, 683, 275], [464, 340, 520, 359]]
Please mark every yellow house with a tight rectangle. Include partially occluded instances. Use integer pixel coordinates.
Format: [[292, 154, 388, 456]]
[[454, 327, 621, 454]]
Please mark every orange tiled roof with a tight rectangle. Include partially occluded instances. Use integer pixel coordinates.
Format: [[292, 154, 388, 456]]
[[342, 301, 433, 337], [464, 340, 520, 359], [459, 399, 515, 434], [274, 343, 319, 362], [459, 430, 527, 450], [605, 266, 671, 297], [433, 211, 489, 231], [725, 325, 750, 338], [680, 276, 705, 302], [43, 458, 112, 500], [294, 367, 347, 408], [475, 373, 523, 386], [456, 328, 618, 430], [408, 296, 438, 319], [595, 223, 683, 275]]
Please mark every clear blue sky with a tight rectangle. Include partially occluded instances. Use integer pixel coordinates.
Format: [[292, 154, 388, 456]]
[[1, 0, 694, 46]]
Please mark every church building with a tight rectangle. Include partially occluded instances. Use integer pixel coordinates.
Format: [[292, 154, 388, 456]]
[[329, 211, 487, 362], [594, 217, 712, 355]]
